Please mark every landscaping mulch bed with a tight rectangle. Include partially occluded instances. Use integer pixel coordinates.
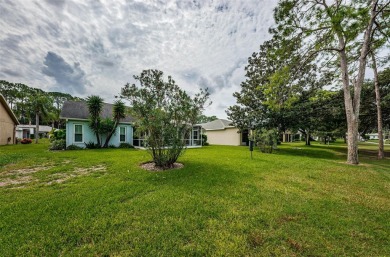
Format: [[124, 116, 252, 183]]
[[140, 162, 184, 171]]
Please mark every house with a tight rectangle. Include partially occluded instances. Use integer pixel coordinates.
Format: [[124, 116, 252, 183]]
[[0, 94, 19, 145], [366, 133, 379, 140], [60, 101, 134, 148], [199, 119, 249, 146], [16, 125, 53, 139], [132, 125, 203, 148]]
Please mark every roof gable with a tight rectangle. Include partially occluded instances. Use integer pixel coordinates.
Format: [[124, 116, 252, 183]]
[[199, 119, 235, 130], [60, 101, 134, 123], [0, 94, 19, 125]]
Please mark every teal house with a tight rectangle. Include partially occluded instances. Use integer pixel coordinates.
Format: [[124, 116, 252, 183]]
[[60, 101, 134, 148]]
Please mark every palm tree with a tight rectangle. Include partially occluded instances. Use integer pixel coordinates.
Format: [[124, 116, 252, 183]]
[[86, 95, 103, 147], [29, 93, 52, 143], [103, 100, 126, 148]]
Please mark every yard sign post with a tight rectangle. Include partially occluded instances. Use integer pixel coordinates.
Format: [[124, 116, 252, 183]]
[[249, 140, 254, 159]]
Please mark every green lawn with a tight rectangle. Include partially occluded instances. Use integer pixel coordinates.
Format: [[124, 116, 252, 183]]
[[0, 140, 389, 256]]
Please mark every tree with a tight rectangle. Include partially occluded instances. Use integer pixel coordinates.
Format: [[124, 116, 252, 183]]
[[227, 35, 327, 141], [29, 93, 52, 143], [196, 114, 218, 123], [102, 100, 126, 148], [121, 69, 209, 169], [86, 95, 104, 147], [272, 0, 389, 164]]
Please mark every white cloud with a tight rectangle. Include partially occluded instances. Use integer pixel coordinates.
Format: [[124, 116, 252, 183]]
[[0, 0, 277, 118]]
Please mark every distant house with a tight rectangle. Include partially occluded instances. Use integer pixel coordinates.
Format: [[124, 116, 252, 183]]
[[367, 133, 379, 140], [60, 101, 134, 148], [16, 125, 53, 139], [0, 94, 19, 145], [199, 119, 249, 146]]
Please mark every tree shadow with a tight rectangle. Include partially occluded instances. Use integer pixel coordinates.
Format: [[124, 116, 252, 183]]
[[276, 143, 345, 161]]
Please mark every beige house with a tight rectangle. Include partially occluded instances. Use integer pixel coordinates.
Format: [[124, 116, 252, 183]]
[[0, 94, 19, 145], [200, 119, 249, 146]]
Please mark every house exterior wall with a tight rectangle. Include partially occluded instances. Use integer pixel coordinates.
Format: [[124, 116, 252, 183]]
[[0, 101, 16, 145], [204, 127, 241, 146], [65, 120, 133, 148]]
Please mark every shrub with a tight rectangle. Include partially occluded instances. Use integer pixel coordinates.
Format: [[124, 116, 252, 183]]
[[49, 129, 66, 142], [253, 129, 278, 153], [85, 141, 101, 149], [49, 139, 66, 150], [67, 144, 83, 150], [121, 69, 209, 169], [201, 134, 209, 146], [20, 138, 32, 144], [108, 144, 117, 148], [118, 143, 134, 148], [30, 134, 35, 139]]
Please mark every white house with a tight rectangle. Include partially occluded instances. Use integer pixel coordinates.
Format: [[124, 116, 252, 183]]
[[15, 125, 53, 139], [199, 119, 249, 146]]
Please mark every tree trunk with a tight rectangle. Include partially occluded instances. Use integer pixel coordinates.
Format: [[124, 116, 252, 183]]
[[371, 53, 384, 159], [35, 112, 39, 144], [103, 121, 118, 148], [305, 129, 310, 146], [335, 1, 376, 165]]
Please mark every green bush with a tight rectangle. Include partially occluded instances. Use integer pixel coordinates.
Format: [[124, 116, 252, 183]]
[[253, 129, 278, 153], [67, 144, 83, 150], [49, 139, 66, 150], [109, 144, 117, 148], [84, 141, 101, 149], [118, 143, 134, 148], [49, 129, 66, 142], [201, 134, 209, 146]]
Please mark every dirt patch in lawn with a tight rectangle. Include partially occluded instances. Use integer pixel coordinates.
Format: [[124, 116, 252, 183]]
[[0, 164, 53, 187], [47, 165, 107, 185], [140, 162, 184, 172], [0, 164, 107, 187]]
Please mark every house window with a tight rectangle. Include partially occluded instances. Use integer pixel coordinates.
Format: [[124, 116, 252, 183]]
[[74, 124, 83, 142], [193, 130, 198, 140], [120, 127, 126, 142]]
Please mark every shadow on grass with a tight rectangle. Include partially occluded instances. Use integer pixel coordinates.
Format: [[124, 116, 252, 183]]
[[278, 142, 390, 167], [276, 143, 344, 161]]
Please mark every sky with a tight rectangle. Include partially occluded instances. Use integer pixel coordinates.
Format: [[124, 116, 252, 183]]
[[0, 0, 277, 118]]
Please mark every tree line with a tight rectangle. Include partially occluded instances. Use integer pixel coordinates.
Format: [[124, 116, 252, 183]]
[[227, 0, 390, 164], [0, 80, 83, 128]]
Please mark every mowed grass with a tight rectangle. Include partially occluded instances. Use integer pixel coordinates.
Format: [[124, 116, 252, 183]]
[[0, 140, 389, 256]]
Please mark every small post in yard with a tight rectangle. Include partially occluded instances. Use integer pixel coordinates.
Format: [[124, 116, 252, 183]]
[[249, 140, 254, 159]]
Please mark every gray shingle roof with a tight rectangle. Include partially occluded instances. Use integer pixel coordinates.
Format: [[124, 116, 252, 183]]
[[60, 101, 134, 123], [199, 119, 235, 130]]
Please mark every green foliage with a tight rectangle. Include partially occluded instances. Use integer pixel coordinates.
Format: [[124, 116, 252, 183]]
[[201, 134, 209, 146], [102, 100, 126, 148], [197, 114, 218, 123], [49, 129, 66, 142], [86, 96, 127, 148], [253, 129, 279, 153], [49, 139, 66, 150], [0, 80, 81, 127], [84, 141, 101, 149], [121, 69, 209, 169], [66, 144, 83, 150], [118, 143, 134, 149], [87, 95, 104, 146]]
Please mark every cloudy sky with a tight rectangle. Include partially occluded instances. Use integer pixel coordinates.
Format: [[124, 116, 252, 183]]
[[0, 0, 277, 118]]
